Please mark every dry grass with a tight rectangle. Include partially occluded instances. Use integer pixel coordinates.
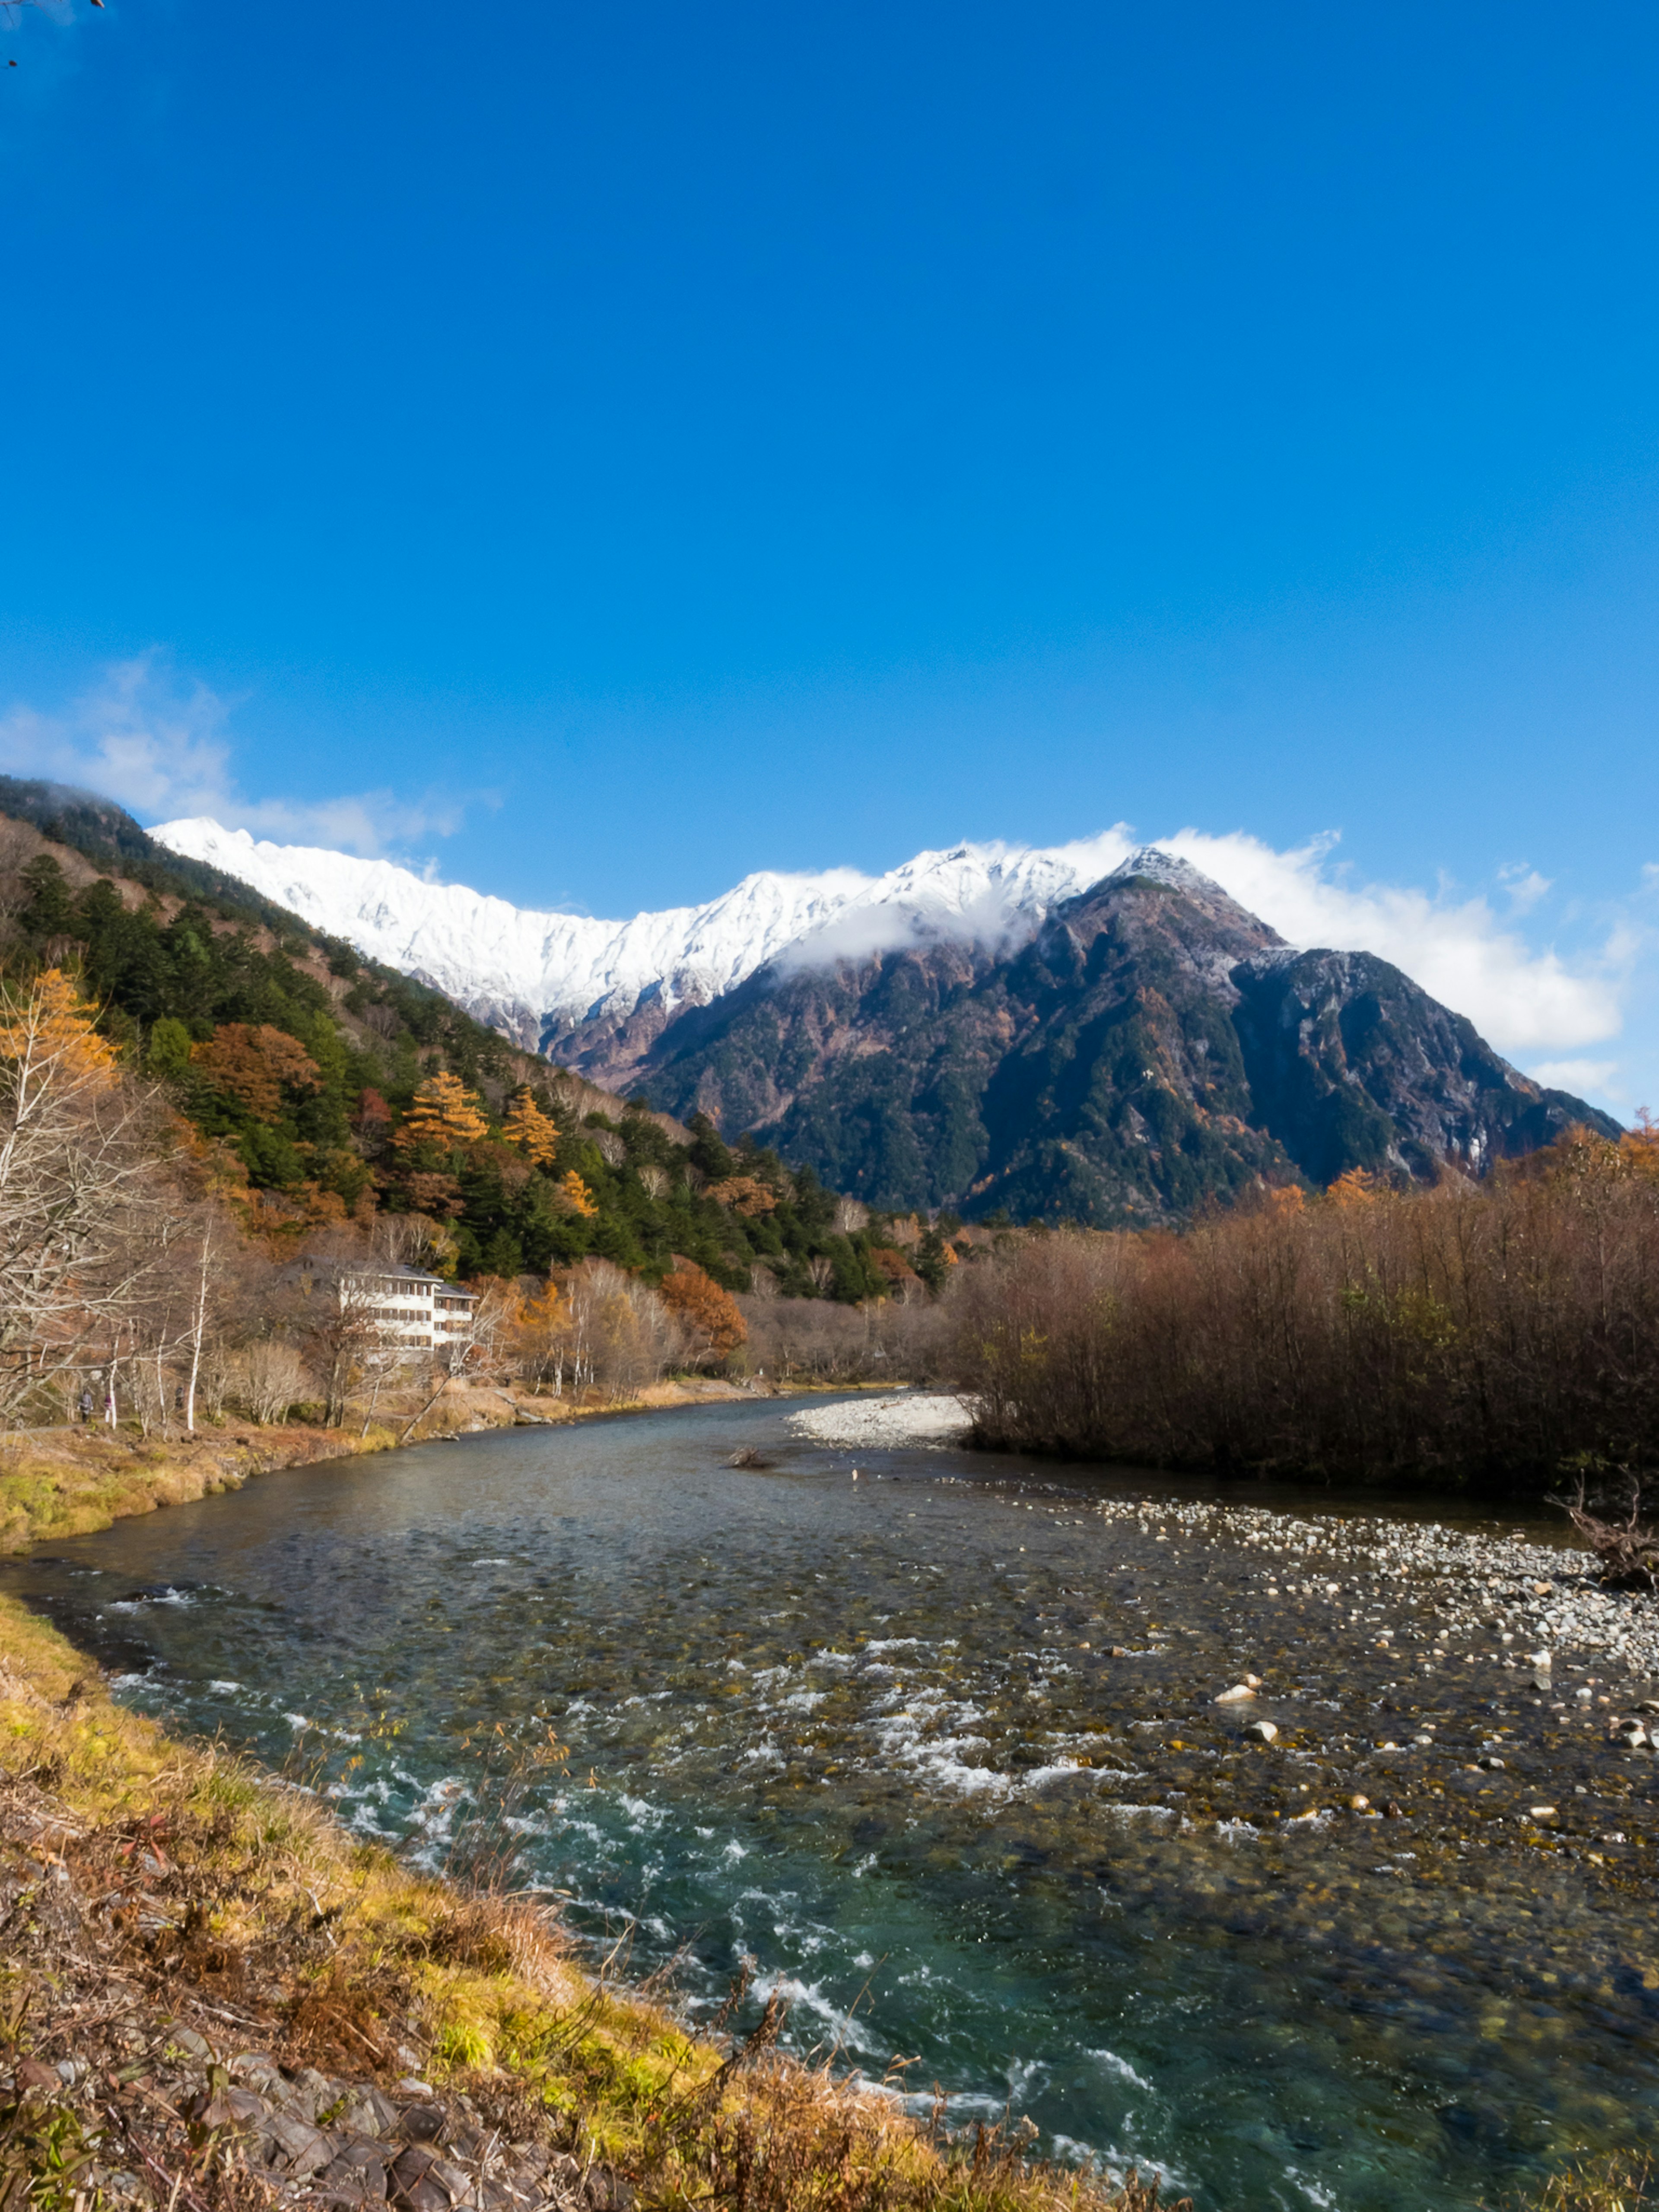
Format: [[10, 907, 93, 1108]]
[[1503, 2157, 1656, 2211], [0, 1591, 1182, 2212]]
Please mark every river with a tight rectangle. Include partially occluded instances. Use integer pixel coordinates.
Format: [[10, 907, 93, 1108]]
[[3, 1398, 1656, 2212]]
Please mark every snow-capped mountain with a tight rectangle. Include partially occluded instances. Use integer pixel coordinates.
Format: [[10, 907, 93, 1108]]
[[149, 818, 1145, 1054], [146, 816, 1619, 1213]]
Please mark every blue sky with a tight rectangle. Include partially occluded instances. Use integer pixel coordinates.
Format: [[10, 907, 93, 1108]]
[[3, 1, 1658, 1109]]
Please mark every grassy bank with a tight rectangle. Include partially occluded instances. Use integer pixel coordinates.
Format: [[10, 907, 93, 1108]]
[[0, 1592, 1164, 2212]]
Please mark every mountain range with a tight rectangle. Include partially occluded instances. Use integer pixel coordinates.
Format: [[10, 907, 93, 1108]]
[[151, 819, 1138, 1059], [153, 818, 1618, 1226]]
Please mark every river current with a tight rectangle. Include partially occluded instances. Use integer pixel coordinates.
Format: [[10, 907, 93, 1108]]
[[4, 1398, 1656, 2212]]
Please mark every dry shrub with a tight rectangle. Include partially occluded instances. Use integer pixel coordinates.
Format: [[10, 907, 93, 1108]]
[[281, 1966, 400, 2074], [950, 1127, 1659, 1491], [225, 1340, 307, 1426], [737, 1295, 953, 1385]]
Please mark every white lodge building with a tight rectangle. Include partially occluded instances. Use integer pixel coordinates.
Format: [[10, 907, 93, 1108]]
[[341, 1268, 479, 1356]]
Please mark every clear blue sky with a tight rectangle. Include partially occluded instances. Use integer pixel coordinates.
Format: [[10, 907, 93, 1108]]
[[4, 2, 1659, 1100]]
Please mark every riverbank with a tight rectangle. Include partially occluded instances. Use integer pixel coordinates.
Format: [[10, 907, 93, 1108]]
[[6, 1395, 1652, 2212], [0, 1378, 778, 1558], [0, 1590, 1159, 2212]]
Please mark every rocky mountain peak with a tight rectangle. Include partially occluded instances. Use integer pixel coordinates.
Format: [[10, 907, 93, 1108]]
[[1106, 845, 1225, 895]]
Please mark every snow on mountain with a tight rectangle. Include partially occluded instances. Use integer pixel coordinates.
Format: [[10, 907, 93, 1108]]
[[149, 818, 1144, 1049]]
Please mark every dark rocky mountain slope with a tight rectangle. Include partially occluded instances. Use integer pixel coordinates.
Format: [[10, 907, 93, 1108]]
[[622, 849, 1618, 1225]]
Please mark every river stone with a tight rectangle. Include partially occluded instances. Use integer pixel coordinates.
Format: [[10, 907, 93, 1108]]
[[338, 2085, 401, 2139], [254, 2110, 335, 2177], [397, 2103, 448, 2145], [190, 2086, 269, 2133], [585, 2174, 636, 2212], [318, 2139, 391, 2203], [388, 2143, 472, 2211], [1214, 1684, 1256, 1703], [1244, 1720, 1278, 1742], [229, 2053, 289, 2099]]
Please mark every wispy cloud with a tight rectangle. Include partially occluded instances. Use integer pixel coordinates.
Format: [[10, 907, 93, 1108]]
[[1162, 827, 1626, 1058], [0, 655, 471, 859], [1526, 1058, 1621, 1094], [770, 821, 1629, 1077]]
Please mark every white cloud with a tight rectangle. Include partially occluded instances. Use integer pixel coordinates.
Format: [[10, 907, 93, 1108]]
[[1497, 864, 1552, 913], [0, 655, 467, 858], [1160, 827, 1625, 1056], [1525, 1059, 1620, 1096]]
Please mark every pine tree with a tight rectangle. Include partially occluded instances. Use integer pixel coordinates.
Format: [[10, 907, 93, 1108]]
[[503, 1088, 558, 1165], [557, 1168, 598, 1218], [395, 1071, 489, 1151], [0, 966, 118, 1089]]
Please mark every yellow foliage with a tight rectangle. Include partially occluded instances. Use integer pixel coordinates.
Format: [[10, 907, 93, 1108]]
[[1327, 1166, 1379, 1208], [396, 1072, 490, 1152], [502, 1089, 558, 1165], [557, 1169, 598, 1218], [706, 1173, 777, 1217], [0, 966, 118, 1091]]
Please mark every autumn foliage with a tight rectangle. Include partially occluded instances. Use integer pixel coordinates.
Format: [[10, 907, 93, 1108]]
[[502, 1088, 558, 1165], [660, 1260, 748, 1361], [0, 966, 119, 1093], [192, 1024, 322, 1121], [950, 1125, 1659, 1492], [395, 1071, 490, 1151]]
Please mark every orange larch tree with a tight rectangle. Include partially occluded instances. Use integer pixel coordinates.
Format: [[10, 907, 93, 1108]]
[[556, 1169, 599, 1219], [0, 968, 157, 1420], [503, 1089, 559, 1166], [395, 1071, 490, 1152]]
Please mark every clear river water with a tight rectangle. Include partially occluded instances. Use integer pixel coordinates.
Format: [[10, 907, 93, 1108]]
[[3, 1398, 1656, 2212]]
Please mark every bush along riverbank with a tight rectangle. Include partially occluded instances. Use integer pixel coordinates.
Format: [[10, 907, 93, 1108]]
[[947, 1126, 1659, 1493], [0, 1592, 1179, 2212]]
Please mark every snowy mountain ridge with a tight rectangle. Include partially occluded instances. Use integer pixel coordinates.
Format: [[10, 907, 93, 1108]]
[[149, 817, 1150, 1050]]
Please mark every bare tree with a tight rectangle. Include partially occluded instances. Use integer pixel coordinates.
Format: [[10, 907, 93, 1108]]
[[280, 1235, 388, 1427], [233, 1340, 307, 1427], [0, 971, 164, 1426]]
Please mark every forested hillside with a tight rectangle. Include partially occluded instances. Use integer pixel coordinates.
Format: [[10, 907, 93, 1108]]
[[0, 785, 931, 1317]]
